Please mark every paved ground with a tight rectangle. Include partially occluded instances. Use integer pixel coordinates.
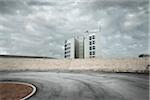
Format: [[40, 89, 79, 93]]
[[0, 71, 149, 100]]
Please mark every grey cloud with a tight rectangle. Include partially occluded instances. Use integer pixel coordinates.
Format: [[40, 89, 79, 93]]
[[84, 0, 148, 8], [0, 1, 31, 15], [27, 1, 57, 6], [0, 0, 149, 58]]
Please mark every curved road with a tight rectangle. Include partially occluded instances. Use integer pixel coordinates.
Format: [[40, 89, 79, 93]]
[[0, 71, 149, 100]]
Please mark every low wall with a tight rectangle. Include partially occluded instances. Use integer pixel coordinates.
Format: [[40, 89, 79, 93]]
[[0, 57, 149, 73]]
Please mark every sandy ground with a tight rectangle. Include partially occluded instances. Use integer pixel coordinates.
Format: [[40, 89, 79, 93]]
[[0, 82, 33, 100], [0, 58, 149, 73], [0, 71, 149, 100]]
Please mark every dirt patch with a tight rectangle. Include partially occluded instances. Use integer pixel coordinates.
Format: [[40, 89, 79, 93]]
[[0, 82, 34, 100]]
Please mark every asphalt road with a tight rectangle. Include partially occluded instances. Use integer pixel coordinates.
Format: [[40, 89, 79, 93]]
[[0, 71, 149, 100]]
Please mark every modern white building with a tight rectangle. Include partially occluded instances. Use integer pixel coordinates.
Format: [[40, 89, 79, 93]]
[[84, 31, 101, 58], [64, 38, 75, 58], [64, 36, 84, 59], [64, 30, 101, 59]]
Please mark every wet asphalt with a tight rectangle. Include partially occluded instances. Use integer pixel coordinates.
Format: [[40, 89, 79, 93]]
[[0, 71, 149, 100]]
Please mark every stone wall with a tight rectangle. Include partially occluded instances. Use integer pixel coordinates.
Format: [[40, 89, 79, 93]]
[[0, 57, 149, 73]]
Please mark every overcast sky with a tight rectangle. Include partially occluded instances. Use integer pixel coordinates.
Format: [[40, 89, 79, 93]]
[[0, 0, 149, 58]]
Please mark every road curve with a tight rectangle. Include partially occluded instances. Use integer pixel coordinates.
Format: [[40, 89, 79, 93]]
[[0, 71, 149, 100]]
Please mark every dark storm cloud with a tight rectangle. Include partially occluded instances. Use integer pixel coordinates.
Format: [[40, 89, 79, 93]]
[[92, 0, 148, 8], [0, 1, 31, 15], [27, 1, 57, 6], [0, 0, 149, 58]]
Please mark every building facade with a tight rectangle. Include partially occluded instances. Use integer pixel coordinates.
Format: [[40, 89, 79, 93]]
[[64, 37, 84, 59], [84, 31, 101, 58], [64, 30, 101, 59], [64, 38, 75, 59]]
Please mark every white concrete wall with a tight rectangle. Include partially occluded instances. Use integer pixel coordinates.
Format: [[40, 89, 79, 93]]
[[70, 38, 75, 58], [0, 57, 149, 73], [77, 37, 84, 58], [84, 35, 89, 58], [95, 32, 101, 58]]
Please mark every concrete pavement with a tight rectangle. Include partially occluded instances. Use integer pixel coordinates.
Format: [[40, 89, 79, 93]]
[[0, 71, 149, 100]]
